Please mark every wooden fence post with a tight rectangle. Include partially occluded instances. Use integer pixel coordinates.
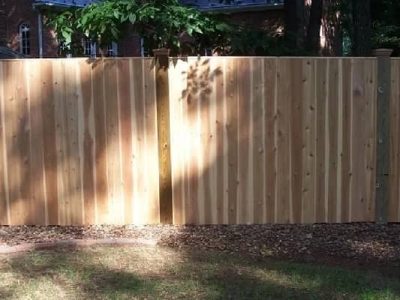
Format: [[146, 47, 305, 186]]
[[374, 48, 393, 224], [153, 48, 173, 224]]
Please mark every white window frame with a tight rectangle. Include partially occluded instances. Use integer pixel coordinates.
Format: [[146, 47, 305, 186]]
[[107, 42, 118, 57], [83, 38, 97, 57], [19, 23, 31, 55]]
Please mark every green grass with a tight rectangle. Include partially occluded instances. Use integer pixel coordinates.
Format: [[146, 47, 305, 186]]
[[0, 245, 399, 299]]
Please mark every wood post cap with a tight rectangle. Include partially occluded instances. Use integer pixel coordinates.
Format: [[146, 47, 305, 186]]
[[153, 48, 170, 57], [373, 49, 393, 57]]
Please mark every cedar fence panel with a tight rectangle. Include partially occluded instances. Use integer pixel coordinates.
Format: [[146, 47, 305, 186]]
[[389, 58, 400, 222], [0, 58, 160, 225], [169, 57, 378, 224]]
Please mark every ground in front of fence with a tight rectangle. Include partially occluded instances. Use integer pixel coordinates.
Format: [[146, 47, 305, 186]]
[[0, 245, 399, 300]]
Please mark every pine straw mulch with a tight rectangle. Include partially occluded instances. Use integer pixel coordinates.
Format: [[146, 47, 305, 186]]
[[0, 223, 399, 270]]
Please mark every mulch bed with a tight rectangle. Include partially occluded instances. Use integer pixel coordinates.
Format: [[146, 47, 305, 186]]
[[0, 223, 399, 269]]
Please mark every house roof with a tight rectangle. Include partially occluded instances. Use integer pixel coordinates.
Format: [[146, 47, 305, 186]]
[[33, 0, 96, 8], [0, 47, 24, 59], [180, 0, 284, 12], [33, 0, 284, 11]]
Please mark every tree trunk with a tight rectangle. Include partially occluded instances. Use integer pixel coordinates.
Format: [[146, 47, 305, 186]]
[[352, 0, 372, 56], [284, 0, 305, 51], [320, 0, 343, 56], [306, 0, 323, 54], [0, 0, 6, 46]]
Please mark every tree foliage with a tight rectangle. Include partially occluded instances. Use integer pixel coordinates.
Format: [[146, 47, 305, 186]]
[[371, 0, 400, 55], [45, 0, 229, 56], [45, 0, 400, 57]]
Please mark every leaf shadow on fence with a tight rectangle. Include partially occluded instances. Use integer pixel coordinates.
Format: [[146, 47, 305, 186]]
[[0, 57, 161, 225], [169, 56, 260, 225]]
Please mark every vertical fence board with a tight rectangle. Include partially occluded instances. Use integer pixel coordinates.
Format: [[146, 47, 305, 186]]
[[327, 59, 339, 222], [143, 59, 160, 224], [0, 61, 9, 225], [27, 60, 46, 225], [104, 60, 123, 224], [226, 59, 238, 224], [117, 59, 133, 224], [169, 58, 185, 224], [80, 60, 95, 225], [390, 59, 400, 222], [340, 59, 352, 222], [42, 60, 59, 225], [264, 58, 277, 223], [252, 58, 265, 224], [301, 59, 316, 223], [315, 59, 328, 223], [276, 59, 291, 223], [290, 59, 304, 224], [200, 59, 213, 224], [351, 60, 371, 221], [53, 60, 66, 225], [366, 60, 377, 221], [215, 59, 227, 224], [237, 58, 252, 224]]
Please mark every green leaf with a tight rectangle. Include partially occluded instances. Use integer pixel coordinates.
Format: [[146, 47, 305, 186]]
[[111, 27, 119, 40], [194, 27, 203, 34], [61, 30, 71, 44], [129, 13, 136, 23]]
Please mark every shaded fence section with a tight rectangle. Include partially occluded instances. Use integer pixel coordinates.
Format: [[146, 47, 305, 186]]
[[0, 58, 160, 225], [390, 58, 400, 222], [169, 57, 378, 224]]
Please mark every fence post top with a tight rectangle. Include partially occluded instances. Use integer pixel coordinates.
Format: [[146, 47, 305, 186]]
[[153, 48, 170, 57], [373, 48, 393, 57], [153, 48, 170, 69]]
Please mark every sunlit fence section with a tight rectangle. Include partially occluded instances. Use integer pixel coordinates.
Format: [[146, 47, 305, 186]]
[[0, 58, 160, 225], [169, 57, 379, 224]]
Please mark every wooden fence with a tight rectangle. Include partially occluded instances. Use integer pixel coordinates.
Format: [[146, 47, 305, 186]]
[[390, 58, 400, 222], [169, 57, 378, 224], [0, 56, 398, 225], [0, 58, 160, 225]]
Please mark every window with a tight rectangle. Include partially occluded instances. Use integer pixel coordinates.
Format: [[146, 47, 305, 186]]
[[140, 37, 149, 57], [19, 23, 30, 55], [83, 38, 96, 57], [107, 42, 118, 57]]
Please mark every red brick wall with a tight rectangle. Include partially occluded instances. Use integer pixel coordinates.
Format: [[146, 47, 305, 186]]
[[42, 22, 59, 58], [118, 34, 142, 57], [117, 25, 142, 57], [5, 0, 39, 57]]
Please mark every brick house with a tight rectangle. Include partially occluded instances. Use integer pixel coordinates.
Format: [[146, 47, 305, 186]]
[[0, 0, 142, 58], [0, 0, 284, 58]]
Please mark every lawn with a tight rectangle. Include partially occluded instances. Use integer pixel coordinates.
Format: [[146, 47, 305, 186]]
[[0, 245, 399, 300]]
